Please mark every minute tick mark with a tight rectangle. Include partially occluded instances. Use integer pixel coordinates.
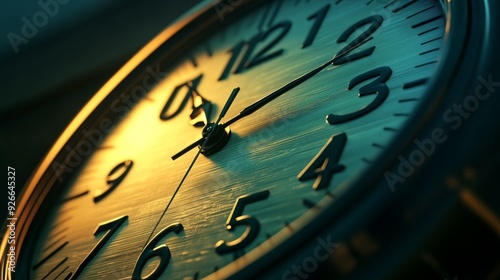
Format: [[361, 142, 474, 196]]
[[403, 78, 429, 89], [54, 216, 72, 227], [48, 227, 68, 240], [383, 0, 398, 9], [415, 61, 438, 68], [43, 235, 67, 253], [303, 199, 318, 209], [41, 257, 68, 280], [33, 241, 69, 270], [61, 190, 89, 203], [54, 266, 69, 280], [399, 98, 420, 103], [189, 56, 198, 68], [412, 15, 444, 29], [407, 6, 436, 19], [392, 0, 418, 13], [419, 48, 440, 56], [383, 127, 399, 132], [372, 143, 385, 149], [205, 44, 213, 57], [418, 27, 440, 36], [394, 113, 411, 117], [422, 37, 443, 45]]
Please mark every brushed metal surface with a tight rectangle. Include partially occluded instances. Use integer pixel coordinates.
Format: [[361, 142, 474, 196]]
[[25, 0, 447, 278]]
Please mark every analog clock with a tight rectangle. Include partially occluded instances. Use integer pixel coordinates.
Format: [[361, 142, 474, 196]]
[[3, 0, 500, 279]]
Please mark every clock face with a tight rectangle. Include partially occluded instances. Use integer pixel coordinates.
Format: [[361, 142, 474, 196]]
[[5, 0, 451, 279]]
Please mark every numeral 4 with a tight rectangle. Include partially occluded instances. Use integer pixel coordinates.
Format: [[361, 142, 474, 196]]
[[298, 133, 347, 190]]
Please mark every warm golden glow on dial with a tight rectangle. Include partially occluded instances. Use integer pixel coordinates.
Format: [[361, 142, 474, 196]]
[[3, 1, 450, 279]]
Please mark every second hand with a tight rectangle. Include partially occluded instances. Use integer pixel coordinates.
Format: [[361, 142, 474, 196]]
[[144, 87, 240, 246]]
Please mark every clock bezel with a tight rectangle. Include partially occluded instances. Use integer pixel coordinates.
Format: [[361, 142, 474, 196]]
[[0, 0, 471, 279]]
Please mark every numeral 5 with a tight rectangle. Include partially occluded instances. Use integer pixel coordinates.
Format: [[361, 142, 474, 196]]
[[215, 190, 270, 255]]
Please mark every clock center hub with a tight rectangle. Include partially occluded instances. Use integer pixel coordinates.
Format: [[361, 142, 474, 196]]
[[200, 123, 231, 156]]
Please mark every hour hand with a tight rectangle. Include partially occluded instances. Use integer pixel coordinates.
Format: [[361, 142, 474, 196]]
[[172, 88, 239, 160], [172, 57, 336, 160]]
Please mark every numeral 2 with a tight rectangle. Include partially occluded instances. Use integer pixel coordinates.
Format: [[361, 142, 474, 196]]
[[215, 190, 270, 254], [298, 133, 347, 190], [333, 15, 383, 65]]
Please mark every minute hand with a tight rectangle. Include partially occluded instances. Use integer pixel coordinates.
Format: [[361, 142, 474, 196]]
[[171, 58, 336, 160], [172, 55, 345, 160], [222, 57, 335, 128], [220, 35, 374, 127]]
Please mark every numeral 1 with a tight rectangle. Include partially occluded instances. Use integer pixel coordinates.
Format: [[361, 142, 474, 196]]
[[298, 133, 347, 190], [302, 4, 331, 48], [219, 41, 246, 81], [218, 21, 292, 80]]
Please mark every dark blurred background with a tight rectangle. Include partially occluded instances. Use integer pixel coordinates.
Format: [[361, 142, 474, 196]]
[[0, 1, 200, 213]]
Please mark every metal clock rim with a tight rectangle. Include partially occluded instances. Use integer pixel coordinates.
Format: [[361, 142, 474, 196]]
[[0, 0, 473, 279]]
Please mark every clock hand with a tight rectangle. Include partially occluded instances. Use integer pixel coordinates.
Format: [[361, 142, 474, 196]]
[[171, 37, 373, 160], [145, 87, 239, 246], [222, 59, 333, 127], [171, 58, 335, 161], [220, 38, 375, 127]]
